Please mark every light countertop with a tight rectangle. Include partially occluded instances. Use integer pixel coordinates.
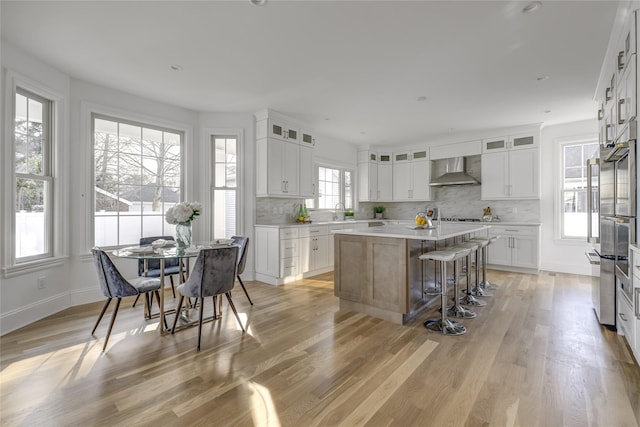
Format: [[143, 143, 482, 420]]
[[255, 220, 541, 228], [332, 223, 490, 241]]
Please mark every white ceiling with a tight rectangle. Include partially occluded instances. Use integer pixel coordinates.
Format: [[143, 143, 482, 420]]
[[0, 1, 619, 146]]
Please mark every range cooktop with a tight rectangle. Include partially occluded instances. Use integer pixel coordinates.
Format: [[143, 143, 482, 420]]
[[439, 217, 481, 222]]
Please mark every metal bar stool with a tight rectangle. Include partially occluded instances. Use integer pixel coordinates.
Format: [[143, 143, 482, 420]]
[[420, 246, 471, 335], [456, 241, 487, 308], [468, 236, 500, 296]]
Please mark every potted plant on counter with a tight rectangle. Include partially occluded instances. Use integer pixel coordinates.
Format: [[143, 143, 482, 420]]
[[374, 206, 385, 219], [344, 209, 355, 220]]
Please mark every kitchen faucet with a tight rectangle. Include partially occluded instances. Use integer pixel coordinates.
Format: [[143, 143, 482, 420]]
[[334, 202, 346, 221]]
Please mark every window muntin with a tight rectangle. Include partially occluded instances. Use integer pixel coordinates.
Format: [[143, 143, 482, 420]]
[[561, 141, 599, 239], [213, 136, 237, 238], [93, 115, 183, 247], [309, 165, 354, 210], [15, 88, 53, 260]]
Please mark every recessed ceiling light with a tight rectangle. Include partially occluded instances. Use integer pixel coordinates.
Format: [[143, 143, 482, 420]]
[[522, 1, 541, 14], [544, 110, 551, 114], [324, 118, 331, 121], [536, 75, 550, 81], [170, 64, 183, 71], [417, 96, 428, 102], [360, 131, 367, 135], [250, 0, 267, 5]]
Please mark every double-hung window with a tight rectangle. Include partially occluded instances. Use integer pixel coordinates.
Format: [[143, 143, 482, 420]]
[[212, 135, 237, 238], [308, 165, 354, 209], [14, 88, 54, 261], [93, 115, 183, 247], [560, 140, 599, 239]]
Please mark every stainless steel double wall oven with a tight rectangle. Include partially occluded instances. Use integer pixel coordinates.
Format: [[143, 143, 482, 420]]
[[589, 120, 637, 326]]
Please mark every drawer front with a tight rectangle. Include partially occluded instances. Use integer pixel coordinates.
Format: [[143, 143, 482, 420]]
[[298, 225, 328, 238], [281, 262, 298, 277], [280, 228, 299, 240], [618, 290, 636, 348], [280, 238, 299, 258], [489, 226, 538, 237]]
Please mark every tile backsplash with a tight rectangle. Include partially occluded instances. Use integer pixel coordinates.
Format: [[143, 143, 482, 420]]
[[256, 190, 539, 224]]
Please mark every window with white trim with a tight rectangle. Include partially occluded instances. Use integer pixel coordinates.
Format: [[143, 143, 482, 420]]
[[93, 114, 183, 246], [212, 135, 237, 238], [14, 88, 53, 261], [561, 140, 599, 239], [308, 165, 353, 209]]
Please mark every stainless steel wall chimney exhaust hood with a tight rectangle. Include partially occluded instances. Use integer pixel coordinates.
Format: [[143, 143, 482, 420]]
[[429, 157, 480, 186]]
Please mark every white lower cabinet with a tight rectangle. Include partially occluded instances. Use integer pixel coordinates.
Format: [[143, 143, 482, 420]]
[[255, 226, 301, 285], [487, 225, 540, 272], [299, 226, 329, 274], [627, 246, 640, 364], [255, 225, 334, 285], [618, 288, 636, 350]]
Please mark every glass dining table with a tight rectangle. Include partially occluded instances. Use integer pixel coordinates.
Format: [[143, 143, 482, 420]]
[[112, 244, 226, 335]]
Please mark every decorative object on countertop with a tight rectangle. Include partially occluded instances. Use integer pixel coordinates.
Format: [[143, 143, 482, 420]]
[[296, 202, 312, 223], [413, 211, 433, 229], [344, 209, 355, 220], [482, 206, 493, 222], [166, 201, 201, 249], [374, 205, 385, 219]]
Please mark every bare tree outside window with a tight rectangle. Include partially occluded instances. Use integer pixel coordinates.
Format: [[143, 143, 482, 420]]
[[93, 115, 182, 246]]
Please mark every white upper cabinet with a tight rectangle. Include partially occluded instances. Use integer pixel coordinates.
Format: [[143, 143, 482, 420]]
[[259, 138, 299, 196], [264, 118, 300, 143], [358, 151, 392, 202], [392, 149, 430, 201], [482, 132, 539, 153], [255, 110, 314, 197], [300, 129, 316, 147], [482, 148, 539, 200], [299, 145, 314, 198], [378, 153, 393, 201], [481, 130, 540, 200], [358, 150, 379, 202]]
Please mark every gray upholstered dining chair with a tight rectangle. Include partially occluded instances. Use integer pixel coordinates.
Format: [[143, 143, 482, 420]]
[[231, 235, 253, 305], [91, 248, 164, 351], [171, 245, 245, 351], [138, 235, 183, 298]]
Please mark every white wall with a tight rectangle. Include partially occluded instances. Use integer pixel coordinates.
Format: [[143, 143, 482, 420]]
[[1, 41, 73, 334], [540, 119, 599, 275], [199, 112, 257, 278], [0, 40, 201, 334]]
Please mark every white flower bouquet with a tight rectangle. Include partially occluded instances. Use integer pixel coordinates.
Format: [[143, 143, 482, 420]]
[[165, 201, 201, 224]]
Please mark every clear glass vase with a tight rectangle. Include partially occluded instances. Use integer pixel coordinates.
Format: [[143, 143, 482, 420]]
[[175, 221, 192, 249]]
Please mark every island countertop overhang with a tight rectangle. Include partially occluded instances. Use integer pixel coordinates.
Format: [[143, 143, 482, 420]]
[[331, 223, 490, 241]]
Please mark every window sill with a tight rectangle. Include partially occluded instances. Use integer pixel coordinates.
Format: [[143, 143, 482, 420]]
[[2, 256, 68, 279]]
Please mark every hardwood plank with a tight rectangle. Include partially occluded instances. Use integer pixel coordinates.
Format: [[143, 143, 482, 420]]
[[1, 270, 639, 426]]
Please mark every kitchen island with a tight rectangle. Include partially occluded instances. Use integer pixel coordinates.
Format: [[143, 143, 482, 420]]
[[333, 223, 490, 324]]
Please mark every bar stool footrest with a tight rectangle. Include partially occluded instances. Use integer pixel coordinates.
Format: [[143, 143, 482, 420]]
[[424, 318, 467, 335], [446, 304, 477, 319]]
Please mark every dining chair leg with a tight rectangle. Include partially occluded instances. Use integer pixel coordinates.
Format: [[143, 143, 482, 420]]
[[92, 298, 112, 335], [197, 297, 204, 352], [132, 294, 141, 308], [152, 290, 167, 329], [225, 293, 245, 333], [213, 296, 218, 319], [103, 298, 122, 351], [237, 276, 253, 305], [143, 292, 151, 319], [171, 295, 185, 334], [170, 276, 176, 298]]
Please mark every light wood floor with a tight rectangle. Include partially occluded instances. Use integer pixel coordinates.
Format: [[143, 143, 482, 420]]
[[1, 270, 639, 426]]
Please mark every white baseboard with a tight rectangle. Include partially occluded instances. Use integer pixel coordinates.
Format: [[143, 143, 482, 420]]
[[69, 287, 103, 306], [0, 292, 70, 336], [539, 261, 595, 276]]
